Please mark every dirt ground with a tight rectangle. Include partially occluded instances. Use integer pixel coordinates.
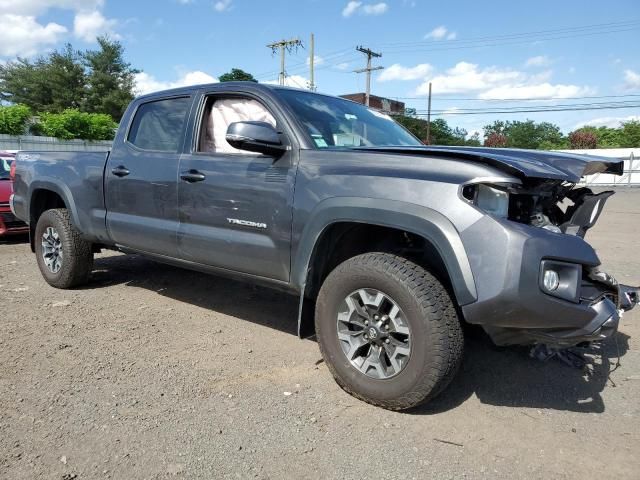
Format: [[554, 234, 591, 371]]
[[1, 188, 639, 480]]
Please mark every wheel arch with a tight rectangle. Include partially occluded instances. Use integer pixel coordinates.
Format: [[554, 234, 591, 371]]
[[28, 180, 77, 252], [293, 197, 477, 337]]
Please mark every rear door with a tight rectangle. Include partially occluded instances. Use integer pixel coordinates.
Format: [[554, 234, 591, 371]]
[[105, 95, 193, 255], [176, 91, 298, 281]]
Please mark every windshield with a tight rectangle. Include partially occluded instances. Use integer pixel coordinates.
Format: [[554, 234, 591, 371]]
[[0, 157, 13, 180], [276, 90, 422, 148]]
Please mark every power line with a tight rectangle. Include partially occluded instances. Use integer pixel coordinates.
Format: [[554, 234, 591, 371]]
[[394, 93, 640, 102], [415, 103, 640, 116], [381, 25, 639, 54], [414, 100, 640, 113], [257, 21, 639, 80], [377, 19, 640, 48]]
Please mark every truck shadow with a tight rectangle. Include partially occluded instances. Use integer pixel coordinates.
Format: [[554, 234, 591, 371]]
[[89, 252, 630, 415], [417, 329, 629, 415]]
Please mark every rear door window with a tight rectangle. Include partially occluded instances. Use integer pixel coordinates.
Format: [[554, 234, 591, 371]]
[[127, 97, 191, 152]]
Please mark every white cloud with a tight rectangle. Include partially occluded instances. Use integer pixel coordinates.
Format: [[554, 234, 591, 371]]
[[362, 2, 388, 15], [424, 25, 456, 40], [378, 63, 432, 82], [441, 107, 461, 115], [134, 70, 218, 95], [265, 75, 311, 89], [0, 1, 120, 55], [0, 14, 67, 57], [306, 55, 324, 66], [74, 10, 119, 42], [479, 83, 593, 100], [573, 115, 640, 130], [416, 62, 523, 95], [623, 69, 640, 91], [415, 61, 593, 100], [342, 1, 388, 17], [342, 1, 362, 17], [0, 0, 103, 16], [525, 55, 551, 68], [335, 62, 350, 70], [213, 0, 232, 12]]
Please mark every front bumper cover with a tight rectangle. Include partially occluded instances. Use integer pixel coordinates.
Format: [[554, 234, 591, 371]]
[[460, 216, 638, 347]]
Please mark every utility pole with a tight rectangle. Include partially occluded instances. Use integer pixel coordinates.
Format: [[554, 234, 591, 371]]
[[354, 46, 383, 106], [309, 33, 315, 91], [426, 82, 432, 144], [267, 38, 303, 86]]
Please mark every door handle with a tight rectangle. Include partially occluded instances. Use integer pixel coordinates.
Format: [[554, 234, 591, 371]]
[[180, 170, 206, 183], [111, 165, 130, 177]]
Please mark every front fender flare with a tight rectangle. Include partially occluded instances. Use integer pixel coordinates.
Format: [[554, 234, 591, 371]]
[[292, 197, 478, 308]]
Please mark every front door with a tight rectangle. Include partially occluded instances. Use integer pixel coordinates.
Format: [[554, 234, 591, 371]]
[[176, 94, 296, 282], [105, 95, 192, 256]]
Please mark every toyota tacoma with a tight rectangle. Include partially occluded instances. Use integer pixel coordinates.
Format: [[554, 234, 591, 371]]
[[10, 83, 639, 410]]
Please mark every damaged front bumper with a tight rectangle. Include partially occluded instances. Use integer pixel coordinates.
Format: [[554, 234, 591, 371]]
[[460, 215, 639, 347]]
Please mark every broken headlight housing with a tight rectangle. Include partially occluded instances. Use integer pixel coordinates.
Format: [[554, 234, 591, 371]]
[[462, 183, 510, 218]]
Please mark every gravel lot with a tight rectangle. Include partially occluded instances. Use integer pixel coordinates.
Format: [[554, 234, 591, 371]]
[[1, 188, 639, 480]]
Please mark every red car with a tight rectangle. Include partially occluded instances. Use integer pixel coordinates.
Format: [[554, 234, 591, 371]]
[[0, 152, 28, 237]]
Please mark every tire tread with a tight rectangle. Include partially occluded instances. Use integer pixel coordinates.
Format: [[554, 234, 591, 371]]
[[316, 252, 463, 411]]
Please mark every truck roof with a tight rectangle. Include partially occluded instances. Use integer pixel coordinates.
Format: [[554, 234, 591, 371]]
[[134, 81, 304, 102]]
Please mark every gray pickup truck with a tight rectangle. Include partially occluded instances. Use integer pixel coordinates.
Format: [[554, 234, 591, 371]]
[[11, 82, 639, 410]]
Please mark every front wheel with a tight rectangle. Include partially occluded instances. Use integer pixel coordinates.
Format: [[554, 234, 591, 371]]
[[315, 252, 463, 410], [35, 208, 93, 289]]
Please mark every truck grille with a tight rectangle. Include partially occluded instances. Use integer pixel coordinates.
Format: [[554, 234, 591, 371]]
[[0, 211, 26, 230]]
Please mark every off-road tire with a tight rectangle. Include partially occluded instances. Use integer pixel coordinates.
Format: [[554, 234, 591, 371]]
[[35, 208, 93, 289], [315, 252, 463, 410]]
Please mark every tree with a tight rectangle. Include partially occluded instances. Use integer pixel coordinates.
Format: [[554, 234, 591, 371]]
[[0, 45, 85, 113], [483, 119, 567, 149], [484, 132, 508, 148], [219, 68, 257, 82], [46, 45, 87, 112], [0, 38, 137, 121], [619, 120, 640, 147], [82, 36, 139, 121], [393, 115, 478, 146], [0, 104, 32, 135], [466, 131, 482, 147], [571, 125, 621, 148], [35, 109, 117, 140], [569, 130, 597, 149]]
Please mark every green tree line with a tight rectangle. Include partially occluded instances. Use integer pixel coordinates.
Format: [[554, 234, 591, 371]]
[[395, 114, 640, 149]]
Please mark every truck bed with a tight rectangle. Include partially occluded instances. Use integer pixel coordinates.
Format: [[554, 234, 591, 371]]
[[12, 150, 111, 243]]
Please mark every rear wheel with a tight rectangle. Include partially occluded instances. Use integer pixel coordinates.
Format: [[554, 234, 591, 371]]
[[315, 252, 463, 410], [35, 208, 93, 289]]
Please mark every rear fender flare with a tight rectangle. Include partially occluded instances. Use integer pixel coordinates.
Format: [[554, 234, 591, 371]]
[[28, 178, 80, 228]]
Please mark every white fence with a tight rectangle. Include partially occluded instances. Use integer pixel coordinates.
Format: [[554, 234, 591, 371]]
[[0, 134, 112, 152], [555, 148, 640, 186]]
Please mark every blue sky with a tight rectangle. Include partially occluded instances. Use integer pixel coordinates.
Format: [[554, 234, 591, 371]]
[[2, 0, 639, 136]]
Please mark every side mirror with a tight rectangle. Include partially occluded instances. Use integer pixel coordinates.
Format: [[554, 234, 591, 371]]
[[225, 121, 287, 156]]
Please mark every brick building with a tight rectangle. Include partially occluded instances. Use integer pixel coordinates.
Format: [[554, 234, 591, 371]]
[[340, 93, 405, 114]]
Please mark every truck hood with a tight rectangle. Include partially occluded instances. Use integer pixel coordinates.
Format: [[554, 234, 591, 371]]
[[352, 146, 624, 183]]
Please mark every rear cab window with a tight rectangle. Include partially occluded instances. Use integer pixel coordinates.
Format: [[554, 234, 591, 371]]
[[127, 96, 191, 152]]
